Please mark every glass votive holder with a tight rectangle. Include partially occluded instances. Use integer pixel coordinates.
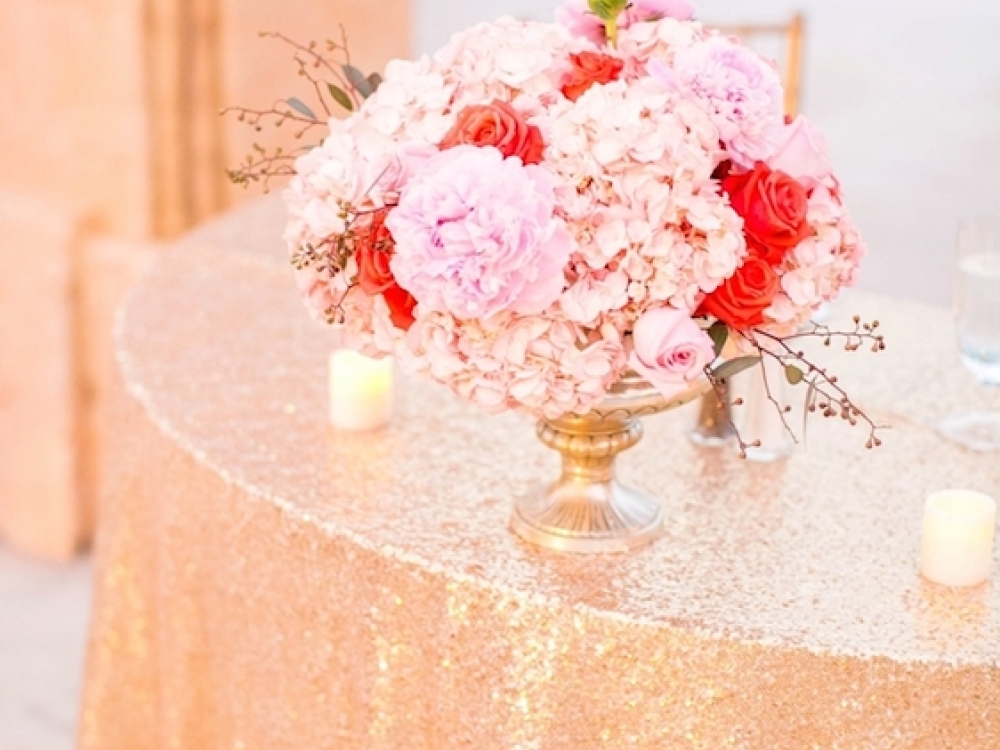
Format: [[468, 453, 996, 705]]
[[730, 356, 796, 462]]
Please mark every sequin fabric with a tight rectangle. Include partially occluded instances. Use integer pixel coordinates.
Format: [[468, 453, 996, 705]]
[[79, 197, 1000, 749]]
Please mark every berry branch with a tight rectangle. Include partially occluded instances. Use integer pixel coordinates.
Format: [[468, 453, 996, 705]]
[[223, 29, 384, 191], [747, 318, 888, 450], [704, 366, 758, 458]]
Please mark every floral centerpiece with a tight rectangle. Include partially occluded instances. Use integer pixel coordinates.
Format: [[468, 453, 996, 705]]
[[228, 0, 885, 551]]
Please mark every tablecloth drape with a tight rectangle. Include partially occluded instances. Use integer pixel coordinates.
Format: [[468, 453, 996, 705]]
[[80, 198, 1000, 750]]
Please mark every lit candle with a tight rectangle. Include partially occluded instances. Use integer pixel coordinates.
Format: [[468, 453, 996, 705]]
[[921, 490, 997, 587], [328, 350, 394, 431]]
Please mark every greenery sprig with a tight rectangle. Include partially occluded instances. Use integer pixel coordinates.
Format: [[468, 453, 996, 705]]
[[222, 28, 383, 192]]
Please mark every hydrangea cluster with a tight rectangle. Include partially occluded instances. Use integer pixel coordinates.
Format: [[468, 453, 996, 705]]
[[283, 2, 866, 420]]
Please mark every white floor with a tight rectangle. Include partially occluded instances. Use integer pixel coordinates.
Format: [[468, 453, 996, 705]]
[[0, 544, 91, 750]]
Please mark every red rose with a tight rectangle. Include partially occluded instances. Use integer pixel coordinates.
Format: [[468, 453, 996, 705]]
[[439, 101, 544, 165], [382, 284, 417, 331], [723, 162, 810, 264], [697, 256, 779, 330], [561, 52, 624, 102], [354, 213, 417, 331]]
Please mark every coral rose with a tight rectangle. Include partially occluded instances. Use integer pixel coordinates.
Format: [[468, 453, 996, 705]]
[[354, 212, 418, 330], [439, 101, 544, 165], [697, 256, 779, 330], [561, 52, 624, 101], [723, 163, 810, 264], [629, 308, 715, 400], [386, 146, 573, 320], [354, 214, 395, 295]]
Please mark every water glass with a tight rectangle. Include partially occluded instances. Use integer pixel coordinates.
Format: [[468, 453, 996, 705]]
[[938, 217, 1000, 451]]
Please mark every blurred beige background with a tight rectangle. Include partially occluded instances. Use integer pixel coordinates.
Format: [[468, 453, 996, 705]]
[[0, 0, 409, 560]]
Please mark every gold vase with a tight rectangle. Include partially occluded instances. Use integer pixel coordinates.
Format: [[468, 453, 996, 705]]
[[510, 373, 710, 554]]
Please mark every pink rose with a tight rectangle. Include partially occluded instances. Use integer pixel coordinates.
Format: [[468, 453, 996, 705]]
[[629, 308, 716, 399], [555, 0, 695, 45], [768, 116, 835, 192]]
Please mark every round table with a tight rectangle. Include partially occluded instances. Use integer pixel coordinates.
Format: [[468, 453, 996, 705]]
[[80, 196, 1000, 750]]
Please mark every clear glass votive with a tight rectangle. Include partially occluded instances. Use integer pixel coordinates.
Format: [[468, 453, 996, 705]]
[[939, 217, 1000, 451]]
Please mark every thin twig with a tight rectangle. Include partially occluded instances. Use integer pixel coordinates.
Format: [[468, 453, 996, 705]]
[[262, 30, 361, 109], [753, 345, 798, 444], [749, 327, 888, 449], [704, 367, 759, 458]]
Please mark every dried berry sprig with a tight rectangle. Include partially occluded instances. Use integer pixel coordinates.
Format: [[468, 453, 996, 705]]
[[757, 347, 798, 441], [773, 316, 887, 354], [223, 29, 383, 190], [747, 319, 888, 450], [226, 144, 311, 192], [701, 316, 888, 455], [704, 365, 758, 458]]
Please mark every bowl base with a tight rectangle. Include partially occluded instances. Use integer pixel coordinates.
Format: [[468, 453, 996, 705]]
[[510, 479, 665, 554]]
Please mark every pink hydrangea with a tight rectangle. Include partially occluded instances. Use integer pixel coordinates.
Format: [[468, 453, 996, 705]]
[[433, 18, 580, 106], [386, 146, 574, 320], [616, 15, 707, 73], [399, 312, 627, 417], [555, 0, 695, 46], [763, 186, 867, 334], [649, 37, 784, 168]]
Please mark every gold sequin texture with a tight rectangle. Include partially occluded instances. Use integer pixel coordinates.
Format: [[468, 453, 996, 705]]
[[80, 197, 1000, 749]]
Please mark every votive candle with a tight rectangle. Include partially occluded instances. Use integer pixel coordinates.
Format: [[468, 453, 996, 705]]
[[329, 350, 394, 431], [921, 490, 996, 587]]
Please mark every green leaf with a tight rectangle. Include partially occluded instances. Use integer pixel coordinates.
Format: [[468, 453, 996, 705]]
[[784, 364, 805, 386], [286, 97, 317, 119], [710, 355, 760, 383], [327, 84, 354, 112], [366, 72, 384, 95], [587, 0, 628, 21], [342, 64, 373, 98], [707, 322, 729, 358]]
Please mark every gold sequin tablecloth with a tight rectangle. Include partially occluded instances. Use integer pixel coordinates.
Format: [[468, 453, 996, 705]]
[[80, 197, 1000, 750]]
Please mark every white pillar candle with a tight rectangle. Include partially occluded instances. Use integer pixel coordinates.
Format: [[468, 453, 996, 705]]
[[328, 350, 394, 431], [921, 490, 997, 587]]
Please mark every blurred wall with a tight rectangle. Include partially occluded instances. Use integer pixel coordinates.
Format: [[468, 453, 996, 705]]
[[0, 0, 409, 558], [417, 0, 1000, 307]]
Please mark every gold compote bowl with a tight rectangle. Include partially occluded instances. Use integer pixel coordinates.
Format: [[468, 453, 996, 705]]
[[511, 372, 712, 554]]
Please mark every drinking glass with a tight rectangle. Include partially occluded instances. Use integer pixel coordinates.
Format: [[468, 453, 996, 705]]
[[938, 217, 1000, 451]]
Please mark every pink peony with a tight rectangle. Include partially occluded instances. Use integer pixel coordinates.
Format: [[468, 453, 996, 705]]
[[628, 307, 715, 399], [650, 37, 784, 168], [768, 115, 836, 192], [555, 0, 695, 45], [386, 146, 574, 320]]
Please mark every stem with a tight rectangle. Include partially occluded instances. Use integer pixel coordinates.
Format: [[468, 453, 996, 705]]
[[606, 17, 619, 47]]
